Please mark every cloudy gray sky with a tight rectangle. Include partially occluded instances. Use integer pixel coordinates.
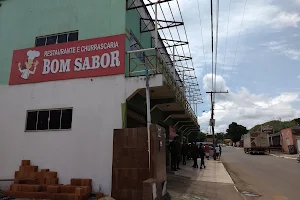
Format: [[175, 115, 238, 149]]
[[148, 0, 300, 132]]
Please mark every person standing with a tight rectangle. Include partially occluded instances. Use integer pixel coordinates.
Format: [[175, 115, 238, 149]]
[[215, 145, 220, 160], [169, 138, 177, 171], [175, 137, 182, 170], [204, 144, 210, 160], [187, 144, 192, 160], [199, 143, 206, 169], [219, 144, 222, 158], [181, 143, 188, 165], [191, 142, 198, 168]]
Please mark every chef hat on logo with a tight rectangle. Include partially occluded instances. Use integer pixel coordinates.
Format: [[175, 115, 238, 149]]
[[27, 50, 40, 60]]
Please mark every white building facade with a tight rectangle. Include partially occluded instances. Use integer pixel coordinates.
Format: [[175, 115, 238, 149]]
[[0, 0, 199, 195]]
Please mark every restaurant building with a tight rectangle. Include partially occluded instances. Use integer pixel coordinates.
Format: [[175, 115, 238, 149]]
[[0, 0, 201, 195]]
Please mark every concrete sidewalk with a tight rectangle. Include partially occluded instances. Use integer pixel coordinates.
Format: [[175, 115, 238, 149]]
[[167, 159, 243, 200]]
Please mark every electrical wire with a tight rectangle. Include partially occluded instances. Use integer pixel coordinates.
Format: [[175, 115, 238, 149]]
[[210, 0, 214, 97], [220, 0, 232, 90], [229, 0, 248, 78], [214, 0, 220, 102], [196, 0, 208, 77]]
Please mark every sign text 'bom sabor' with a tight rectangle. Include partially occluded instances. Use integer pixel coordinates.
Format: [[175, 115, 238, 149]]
[[9, 34, 125, 85]]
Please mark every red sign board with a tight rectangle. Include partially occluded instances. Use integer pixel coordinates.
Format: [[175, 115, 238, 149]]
[[9, 34, 125, 85]]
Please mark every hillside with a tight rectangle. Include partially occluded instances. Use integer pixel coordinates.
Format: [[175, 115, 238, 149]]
[[249, 118, 299, 133]]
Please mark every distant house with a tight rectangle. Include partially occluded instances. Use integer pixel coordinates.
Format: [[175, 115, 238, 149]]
[[281, 126, 300, 154], [206, 134, 213, 143], [269, 131, 282, 147], [224, 139, 232, 146]]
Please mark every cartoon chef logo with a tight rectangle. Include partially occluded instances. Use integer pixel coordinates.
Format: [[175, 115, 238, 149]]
[[18, 50, 40, 80]]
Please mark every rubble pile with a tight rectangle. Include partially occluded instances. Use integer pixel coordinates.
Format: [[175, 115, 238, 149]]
[[3, 160, 93, 200]]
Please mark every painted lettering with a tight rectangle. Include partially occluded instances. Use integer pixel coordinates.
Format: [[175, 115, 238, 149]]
[[51, 60, 60, 74], [59, 59, 71, 73], [42, 59, 51, 74], [44, 51, 49, 57], [110, 50, 120, 67], [82, 57, 91, 70], [100, 53, 110, 68], [91, 56, 100, 69], [74, 58, 82, 71]]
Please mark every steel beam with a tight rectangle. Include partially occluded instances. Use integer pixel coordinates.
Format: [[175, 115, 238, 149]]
[[173, 120, 193, 127], [126, 0, 173, 10], [178, 125, 196, 132], [141, 18, 184, 33], [152, 38, 189, 49], [164, 54, 192, 63], [163, 115, 172, 123]]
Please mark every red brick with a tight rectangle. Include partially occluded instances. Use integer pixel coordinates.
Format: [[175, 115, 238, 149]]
[[44, 171, 58, 178], [21, 160, 31, 166], [19, 166, 38, 172], [80, 186, 92, 194], [47, 185, 61, 193], [75, 188, 84, 196], [45, 177, 59, 185], [61, 185, 77, 193], [20, 184, 41, 192], [10, 184, 21, 191]]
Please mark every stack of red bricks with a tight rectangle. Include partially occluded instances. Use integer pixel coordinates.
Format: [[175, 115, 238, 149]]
[[3, 160, 93, 200]]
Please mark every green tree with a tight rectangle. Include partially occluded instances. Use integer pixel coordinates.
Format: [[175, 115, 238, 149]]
[[226, 122, 248, 143], [216, 132, 225, 142], [198, 132, 207, 142], [249, 118, 299, 133], [293, 118, 300, 126]]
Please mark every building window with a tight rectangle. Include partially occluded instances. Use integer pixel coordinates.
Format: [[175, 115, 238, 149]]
[[129, 32, 145, 62], [35, 31, 78, 47], [25, 108, 73, 131]]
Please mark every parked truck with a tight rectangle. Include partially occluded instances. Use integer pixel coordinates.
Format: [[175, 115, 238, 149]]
[[244, 132, 269, 154]]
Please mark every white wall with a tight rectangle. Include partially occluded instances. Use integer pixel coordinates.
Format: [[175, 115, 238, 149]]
[[0, 74, 163, 194]]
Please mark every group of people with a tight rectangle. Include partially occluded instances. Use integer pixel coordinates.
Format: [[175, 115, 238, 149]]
[[169, 137, 222, 171]]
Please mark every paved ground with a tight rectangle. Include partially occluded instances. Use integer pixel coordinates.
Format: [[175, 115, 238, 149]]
[[167, 159, 243, 200], [269, 152, 298, 160], [223, 147, 300, 200]]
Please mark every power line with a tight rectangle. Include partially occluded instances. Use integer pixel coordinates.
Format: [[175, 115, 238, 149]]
[[220, 0, 232, 90], [208, 0, 229, 160], [196, 0, 208, 76], [214, 0, 220, 103], [229, 0, 248, 78], [210, 0, 214, 95]]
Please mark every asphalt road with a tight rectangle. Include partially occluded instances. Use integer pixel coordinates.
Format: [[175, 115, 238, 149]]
[[222, 147, 300, 200]]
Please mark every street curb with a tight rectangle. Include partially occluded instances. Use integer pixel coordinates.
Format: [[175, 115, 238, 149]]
[[234, 185, 247, 200], [269, 153, 297, 160], [233, 147, 297, 160], [221, 160, 247, 200]]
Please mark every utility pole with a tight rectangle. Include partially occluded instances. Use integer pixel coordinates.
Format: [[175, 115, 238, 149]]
[[206, 90, 228, 160]]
